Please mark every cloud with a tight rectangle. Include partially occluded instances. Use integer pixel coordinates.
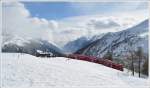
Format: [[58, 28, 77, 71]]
[[2, 2, 85, 47], [2, 2, 55, 43], [87, 19, 120, 29], [2, 1, 148, 48], [59, 11, 148, 35], [2, 2, 86, 47]]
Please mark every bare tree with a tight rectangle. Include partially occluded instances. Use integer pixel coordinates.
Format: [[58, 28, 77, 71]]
[[125, 52, 135, 76], [135, 47, 143, 78], [142, 56, 148, 76], [126, 41, 136, 76], [103, 50, 113, 61]]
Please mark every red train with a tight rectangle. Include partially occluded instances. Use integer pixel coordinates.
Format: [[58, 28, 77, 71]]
[[67, 54, 123, 71]]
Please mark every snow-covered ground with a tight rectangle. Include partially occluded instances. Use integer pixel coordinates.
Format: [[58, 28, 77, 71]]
[[1, 53, 149, 88]]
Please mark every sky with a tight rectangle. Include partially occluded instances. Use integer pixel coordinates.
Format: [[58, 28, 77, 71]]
[[2, 1, 149, 47], [23, 2, 148, 20]]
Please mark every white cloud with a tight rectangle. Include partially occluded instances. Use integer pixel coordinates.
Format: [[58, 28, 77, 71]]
[[48, 20, 59, 29], [2, 2, 55, 44], [87, 19, 120, 29], [58, 11, 148, 36]]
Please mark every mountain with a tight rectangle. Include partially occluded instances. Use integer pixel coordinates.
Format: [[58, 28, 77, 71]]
[[63, 37, 91, 53], [75, 19, 148, 58], [63, 33, 105, 54], [2, 36, 64, 57]]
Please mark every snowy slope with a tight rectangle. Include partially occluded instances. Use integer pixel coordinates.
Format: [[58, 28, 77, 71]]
[[1, 53, 148, 88]]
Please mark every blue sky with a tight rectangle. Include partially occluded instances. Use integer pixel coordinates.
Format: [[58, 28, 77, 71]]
[[23, 2, 148, 20]]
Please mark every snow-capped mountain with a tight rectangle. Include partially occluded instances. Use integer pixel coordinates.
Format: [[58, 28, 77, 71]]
[[75, 19, 148, 58], [63, 37, 91, 53], [2, 36, 64, 57], [63, 33, 105, 53]]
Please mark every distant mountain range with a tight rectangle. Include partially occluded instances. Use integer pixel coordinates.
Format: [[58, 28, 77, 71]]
[[2, 37, 64, 57], [2, 19, 148, 59], [75, 19, 148, 58], [63, 34, 105, 54], [63, 37, 91, 53]]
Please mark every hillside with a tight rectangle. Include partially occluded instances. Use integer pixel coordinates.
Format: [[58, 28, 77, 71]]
[[75, 19, 148, 57], [1, 53, 148, 88], [63, 37, 91, 53]]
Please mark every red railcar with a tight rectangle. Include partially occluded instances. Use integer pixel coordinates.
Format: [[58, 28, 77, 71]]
[[67, 54, 123, 71]]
